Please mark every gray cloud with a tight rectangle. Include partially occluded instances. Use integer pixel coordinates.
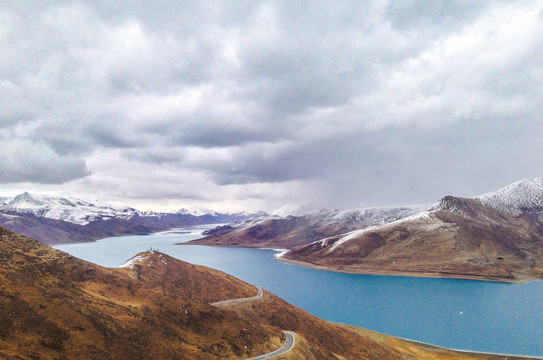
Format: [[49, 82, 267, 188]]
[[384, 0, 491, 31], [1, 0, 542, 211], [0, 137, 89, 184]]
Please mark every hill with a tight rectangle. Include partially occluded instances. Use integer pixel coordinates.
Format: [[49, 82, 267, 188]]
[[0, 226, 532, 359], [193, 205, 425, 249], [191, 178, 543, 282]]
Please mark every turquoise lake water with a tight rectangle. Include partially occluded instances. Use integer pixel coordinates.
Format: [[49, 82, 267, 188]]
[[54, 225, 543, 357]]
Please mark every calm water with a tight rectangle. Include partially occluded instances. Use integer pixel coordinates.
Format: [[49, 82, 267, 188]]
[[54, 225, 543, 357]]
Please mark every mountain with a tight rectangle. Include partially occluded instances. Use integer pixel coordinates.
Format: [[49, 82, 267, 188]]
[[191, 178, 543, 283], [0, 226, 530, 360], [476, 177, 543, 215], [1, 192, 139, 225], [193, 205, 426, 249], [0, 192, 261, 244]]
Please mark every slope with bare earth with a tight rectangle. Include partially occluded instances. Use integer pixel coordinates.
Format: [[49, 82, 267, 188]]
[[1, 226, 534, 360], [0, 226, 282, 360], [283, 195, 543, 283]]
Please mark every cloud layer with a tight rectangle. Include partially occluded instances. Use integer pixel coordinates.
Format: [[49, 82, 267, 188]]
[[1, 1, 542, 211]]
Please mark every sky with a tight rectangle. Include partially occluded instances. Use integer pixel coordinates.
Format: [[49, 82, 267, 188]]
[[1, 0, 542, 213]]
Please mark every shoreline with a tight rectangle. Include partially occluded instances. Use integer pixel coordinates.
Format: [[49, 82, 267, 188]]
[[339, 324, 543, 359], [182, 240, 542, 284], [277, 256, 539, 284], [56, 233, 543, 357]]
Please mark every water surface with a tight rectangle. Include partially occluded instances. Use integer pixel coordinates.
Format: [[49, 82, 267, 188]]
[[54, 225, 543, 357]]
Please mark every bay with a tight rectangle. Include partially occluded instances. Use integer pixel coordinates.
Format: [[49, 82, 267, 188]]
[[54, 225, 543, 357]]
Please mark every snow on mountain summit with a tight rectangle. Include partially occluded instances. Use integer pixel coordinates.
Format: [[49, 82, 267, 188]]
[[176, 207, 218, 217], [476, 178, 543, 215], [0, 192, 138, 225], [6, 192, 50, 208], [0, 192, 264, 227]]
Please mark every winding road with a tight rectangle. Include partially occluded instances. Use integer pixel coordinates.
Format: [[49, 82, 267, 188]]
[[210, 285, 296, 359], [210, 285, 263, 307], [249, 331, 295, 360]]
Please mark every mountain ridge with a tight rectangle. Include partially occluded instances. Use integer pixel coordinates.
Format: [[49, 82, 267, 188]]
[[0, 192, 263, 244], [190, 178, 543, 282]]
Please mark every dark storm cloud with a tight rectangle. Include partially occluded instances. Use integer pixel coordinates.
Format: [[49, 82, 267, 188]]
[[1, 0, 542, 210], [165, 113, 543, 208]]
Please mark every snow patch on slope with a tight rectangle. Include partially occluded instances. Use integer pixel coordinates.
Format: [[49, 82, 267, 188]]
[[321, 211, 444, 252], [303, 204, 429, 229], [120, 254, 150, 268], [120, 251, 165, 268], [273, 249, 290, 258]]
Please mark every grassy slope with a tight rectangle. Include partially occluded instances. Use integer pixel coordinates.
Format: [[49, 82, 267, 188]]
[[0, 227, 279, 359], [0, 226, 535, 359]]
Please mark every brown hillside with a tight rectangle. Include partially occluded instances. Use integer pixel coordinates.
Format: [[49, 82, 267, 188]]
[[0, 226, 280, 359], [284, 197, 543, 283], [0, 226, 535, 359]]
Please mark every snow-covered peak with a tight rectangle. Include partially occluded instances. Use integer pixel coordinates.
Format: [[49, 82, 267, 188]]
[[476, 178, 543, 216], [6, 192, 53, 208], [0, 192, 138, 225], [222, 209, 267, 218], [176, 207, 218, 217], [138, 209, 162, 217], [270, 204, 306, 217], [175, 207, 265, 218], [0, 192, 265, 226]]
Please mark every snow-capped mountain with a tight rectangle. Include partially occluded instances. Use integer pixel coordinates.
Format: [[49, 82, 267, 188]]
[[176, 207, 219, 217], [0, 192, 264, 244], [176, 207, 267, 218], [476, 177, 543, 216], [192, 178, 543, 282], [0, 192, 139, 225], [279, 178, 543, 282], [191, 204, 429, 249]]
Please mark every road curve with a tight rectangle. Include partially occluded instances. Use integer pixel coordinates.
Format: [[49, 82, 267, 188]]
[[210, 285, 263, 307], [249, 331, 296, 360], [209, 286, 296, 359]]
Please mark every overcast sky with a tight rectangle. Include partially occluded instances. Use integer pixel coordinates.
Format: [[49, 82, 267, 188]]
[[1, 0, 542, 212]]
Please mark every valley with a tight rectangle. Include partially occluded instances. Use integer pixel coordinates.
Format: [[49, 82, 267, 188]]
[[3, 226, 534, 359], [3, 178, 543, 357], [5, 1, 542, 359], [55, 225, 543, 357]]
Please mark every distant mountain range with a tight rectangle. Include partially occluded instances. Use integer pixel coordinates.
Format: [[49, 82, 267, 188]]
[[0, 192, 263, 244], [191, 178, 543, 283]]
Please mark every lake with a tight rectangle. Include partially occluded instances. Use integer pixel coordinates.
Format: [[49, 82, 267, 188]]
[[54, 225, 543, 357]]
